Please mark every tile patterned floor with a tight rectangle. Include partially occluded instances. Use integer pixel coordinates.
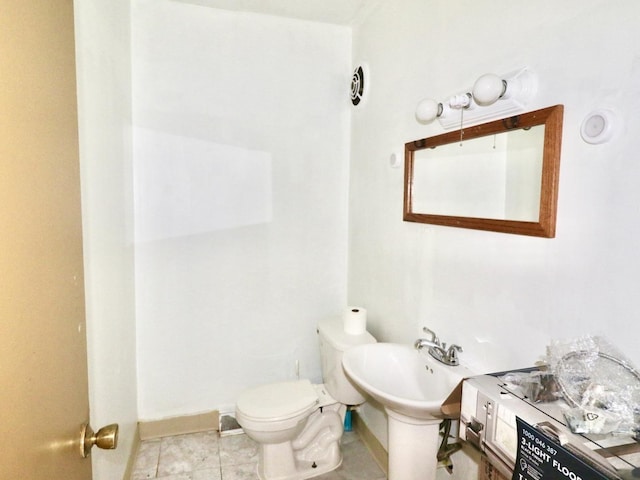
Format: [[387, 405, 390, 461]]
[[130, 430, 386, 480]]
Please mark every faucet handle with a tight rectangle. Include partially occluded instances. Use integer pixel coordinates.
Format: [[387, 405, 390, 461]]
[[446, 344, 463, 365], [422, 327, 440, 345]]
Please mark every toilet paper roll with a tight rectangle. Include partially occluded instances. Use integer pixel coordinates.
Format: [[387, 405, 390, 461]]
[[343, 307, 367, 335]]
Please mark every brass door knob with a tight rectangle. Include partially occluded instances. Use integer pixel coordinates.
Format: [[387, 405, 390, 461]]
[[80, 423, 119, 458]]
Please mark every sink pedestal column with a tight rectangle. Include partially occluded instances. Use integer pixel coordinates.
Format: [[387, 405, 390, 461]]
[[385, 409, 441, 480]]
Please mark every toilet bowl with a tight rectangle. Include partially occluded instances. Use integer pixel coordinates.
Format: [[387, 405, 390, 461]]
[[235, 316, 376, 480]]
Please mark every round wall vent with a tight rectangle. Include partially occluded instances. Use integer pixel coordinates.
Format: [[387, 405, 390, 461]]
[[350, 64, 368, 106]]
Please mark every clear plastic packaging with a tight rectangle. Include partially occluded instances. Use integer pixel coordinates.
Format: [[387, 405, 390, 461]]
[[501, 370, 561, 403], [545, 336, 640, 435]]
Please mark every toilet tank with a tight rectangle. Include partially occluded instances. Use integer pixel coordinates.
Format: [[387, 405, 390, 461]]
[[317, 316, 376, 405]]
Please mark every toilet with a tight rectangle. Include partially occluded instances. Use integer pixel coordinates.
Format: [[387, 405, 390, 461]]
[[235, 316, 376, 480]]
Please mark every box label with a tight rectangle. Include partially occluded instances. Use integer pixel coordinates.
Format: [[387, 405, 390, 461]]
[[512, 417, 611, 480]]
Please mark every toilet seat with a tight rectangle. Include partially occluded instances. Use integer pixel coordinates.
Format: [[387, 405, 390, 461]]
[[236, 379, 319, 424]]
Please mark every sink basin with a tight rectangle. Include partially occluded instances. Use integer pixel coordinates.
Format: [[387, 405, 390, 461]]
[[342, 342, 472, 420], [342, 342, 474, 480]]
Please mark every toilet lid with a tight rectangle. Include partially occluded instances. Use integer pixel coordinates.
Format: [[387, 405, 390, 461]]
[[237, 379, 318, 421]]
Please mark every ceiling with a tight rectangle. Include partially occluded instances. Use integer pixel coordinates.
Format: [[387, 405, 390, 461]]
[[173, 0, 383, 25]]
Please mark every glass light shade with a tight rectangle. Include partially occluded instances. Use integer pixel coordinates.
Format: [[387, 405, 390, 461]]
[[415, 98, 441, 123], [472, 73, 505, 106]]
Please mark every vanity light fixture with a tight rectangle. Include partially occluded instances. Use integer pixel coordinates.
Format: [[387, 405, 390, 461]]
[[472, 69, 536, 106], [415, 93, 473, 124], [415, 98, 445, 123], [415, 67, 537, 130], [472, 73, 507, 106]]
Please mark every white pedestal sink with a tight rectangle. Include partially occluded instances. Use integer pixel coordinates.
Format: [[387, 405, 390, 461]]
[[342, 343, 473, 480]]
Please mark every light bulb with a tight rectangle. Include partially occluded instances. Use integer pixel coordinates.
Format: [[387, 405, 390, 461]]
[[472, 73, 506, 106], [415, 98, 442, 124]]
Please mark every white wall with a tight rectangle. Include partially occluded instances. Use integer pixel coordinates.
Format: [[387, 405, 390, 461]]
[[132, 0, 352, 420], [74, 1, 138, 479], [349, 0, 640, 473], [74, 1, 640, 476]]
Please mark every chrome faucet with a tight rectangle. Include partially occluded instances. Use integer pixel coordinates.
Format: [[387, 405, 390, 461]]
[[422, 327, 439, 345], [414, 327, 463, 366]]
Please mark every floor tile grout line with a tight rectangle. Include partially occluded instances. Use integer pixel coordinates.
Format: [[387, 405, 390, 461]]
[[218, 433, 224, 480], [154, 438, 162, 479]]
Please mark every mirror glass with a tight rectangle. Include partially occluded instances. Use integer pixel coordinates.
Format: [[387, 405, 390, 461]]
[[412, 125, 544, 221], [404, 105, 563, 237]]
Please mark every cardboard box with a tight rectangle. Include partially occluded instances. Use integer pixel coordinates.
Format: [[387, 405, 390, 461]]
[[479, 454, 510, 480], [441, 380, 464, 418]]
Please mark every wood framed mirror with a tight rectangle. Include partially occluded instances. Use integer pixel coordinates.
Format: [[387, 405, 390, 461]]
[[404, 105, 563, 237]]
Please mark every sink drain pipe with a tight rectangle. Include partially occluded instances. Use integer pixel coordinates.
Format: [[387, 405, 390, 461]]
[[437, 419, 462, 474]]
